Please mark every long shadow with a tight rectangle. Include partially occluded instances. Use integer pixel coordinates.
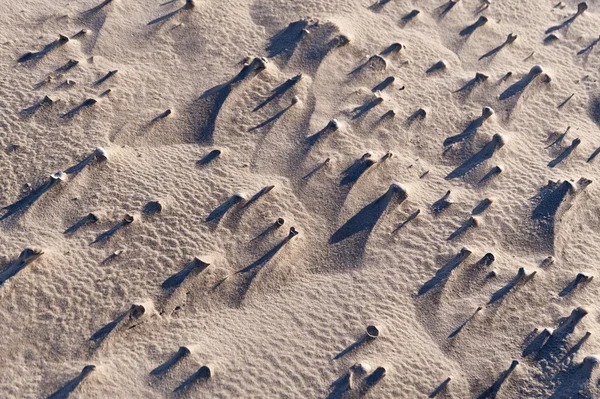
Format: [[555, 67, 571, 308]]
[[536, 307, 587, 362], [0, 248, 43, 285], [64, 152, 99, 175], [1, 173, 64, 221], [478, 166, 502, 185], [426, 61, 446, 74], [432, 190, 452, 215], [89, 304, 145, 343], [94, 70, 117, 86], [325, 371, 352, 399], [18, 37, 67, 63], [578, 36, 600, 55], [56, 59, 79, 73], [448, 217, 477, 241], [368, 0, 391, 12], [401, 9, 420, 25], [392, 209, 420, 233], [83, 0, 114, 15], [238, 228, 297, 275], [174, 366, 211, 393], [436, 0, 459, 18], [530, 179, 591, 242], [559, 274, 592, 297], [429, 377, 451, 398], [587, 147, 600, 163], [591, 96, 600, 127], [454, 73, 488, 95], [197, 149, 221, 166], [193, 57, 266, 144], [560, 332, 591, 362], [64, 213, 98, 235], [499, 66, 543, 101], [546, 126, 570, 149], [476, 360, 519, 399], [351, 97, 383, 120], [448, 307, 482, 339], [460, 16, 488, 36], [446, 134, 504, 179], [340, 153, 375, 186], [334, 335, 368, 360], [549, 357, 597, 399], [247, 105, 291, 131], [90, 215, 134, 245], [444, 109, 492, 147], [240, 186, 274, 211], [523, 329, 552, 357], [380, 42, 403, 56], [62, 98, 97, 119], [488, 268, 535, 305], [47, 365, 95, 399], [548, 138, 580, 168], [251, 219, 285, 241], [546, 3, 587, 34], [479, 34, 517, 61], [253, 74, 302, 112], [362, 367, 386, 392], [306, 121, 338, 147], [266, 19, 310, 60], [302, 158, 330, 180], [372, 76, 395, 92], [148, 1, 194, 26], [20, 96, 55, 116], [473, 198, 493, 215], [162, 258, 210, 289], [235, 228, 298, 301], [418, 248, 472, 296], [206, 194, 244, 222], [330, 184, 407, 246], [407, 108, 427, 125], [150, 347, 190, 376]]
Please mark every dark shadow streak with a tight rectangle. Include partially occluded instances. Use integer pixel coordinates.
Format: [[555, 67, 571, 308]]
[[446, 134, 504, 179], [247, 105, 291, 131], [460, 16, 487, 36], [150, 347, 190, 376], [206, 194, 244, 222], [162, 258, 210, 289], [418, 248, 471, 296], [47, 365, 95, 399], [548, 138, 580, 168], [330, 184, 407, 245], [476, 361, 519, 399], [193, 57, 265, 144], [0, 174, 63, 221], [62, 99, 97, 119], [64, 213, 98, 235], [253, 74, 302, 112], [0, 248, 43, 285]]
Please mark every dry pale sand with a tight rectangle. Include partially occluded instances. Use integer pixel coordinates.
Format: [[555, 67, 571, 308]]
[[1, 0, 600, 397]]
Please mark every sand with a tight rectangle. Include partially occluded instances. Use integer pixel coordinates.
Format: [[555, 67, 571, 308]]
[[1, 0, 600, 398]]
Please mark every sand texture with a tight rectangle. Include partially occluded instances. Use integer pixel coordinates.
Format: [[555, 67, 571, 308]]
[[2, 0, 600, 398]]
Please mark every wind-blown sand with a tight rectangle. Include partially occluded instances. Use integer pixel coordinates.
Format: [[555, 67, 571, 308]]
[[1, 0, 600, 397]]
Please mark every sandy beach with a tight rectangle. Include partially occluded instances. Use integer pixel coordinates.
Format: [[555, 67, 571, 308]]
[[1, 0, 600, 397]]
